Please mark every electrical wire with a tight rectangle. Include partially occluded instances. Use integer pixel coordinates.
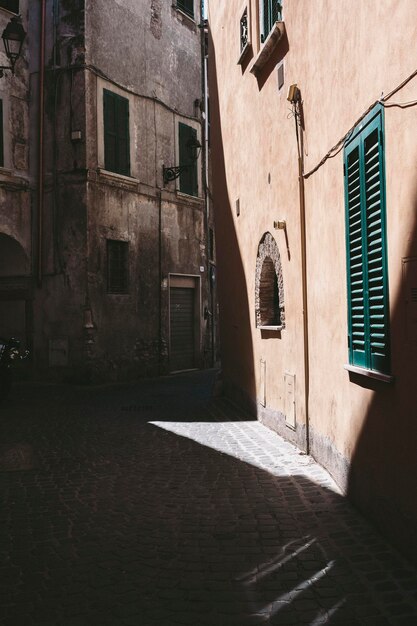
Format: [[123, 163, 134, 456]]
[[302, 68, 417, 179]]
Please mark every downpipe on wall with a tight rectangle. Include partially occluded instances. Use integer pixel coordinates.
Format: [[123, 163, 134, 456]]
[[37, 0, 46, 287], [294, 94, 310, 455]]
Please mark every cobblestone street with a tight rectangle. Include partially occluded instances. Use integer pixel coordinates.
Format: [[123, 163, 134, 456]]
[[0, 369, 416, 626]]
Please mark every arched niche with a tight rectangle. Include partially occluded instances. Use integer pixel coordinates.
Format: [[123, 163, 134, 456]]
[[0, 233, 30, 276], [255, 232, 285, 328]]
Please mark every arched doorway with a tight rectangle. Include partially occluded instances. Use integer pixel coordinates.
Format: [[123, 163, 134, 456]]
[[0, 233, 31, 352]]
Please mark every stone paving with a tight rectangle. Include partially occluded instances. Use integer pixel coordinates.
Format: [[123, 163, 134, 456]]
[[0, 369, 416, 626]]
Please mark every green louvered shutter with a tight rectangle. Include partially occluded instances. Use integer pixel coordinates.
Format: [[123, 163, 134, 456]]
[[104, 89, 130, 176], [177, 0, 194, 18], [116, 96, 130, 175], [262, 1, 282, 42], [179, 122, 198, 197], [344, 105, 390, 375], [0, 99, 3, 168], [345, 141, 367, 368], [363, 125, 390, 373]]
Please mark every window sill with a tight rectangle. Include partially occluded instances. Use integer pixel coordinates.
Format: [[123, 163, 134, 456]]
[[172, 5, 196, 25], [344, 364, 394, 383], [176, 190, 203, 203], [0, 8, 19, 16], [96, 168, 138, 189], [258, 325, 283, 331], [250, 21, 285, 77], [238, 43, 252, 66]]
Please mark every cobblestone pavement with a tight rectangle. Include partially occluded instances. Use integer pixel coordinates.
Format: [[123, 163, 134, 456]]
[[0, 369, 417, 626]]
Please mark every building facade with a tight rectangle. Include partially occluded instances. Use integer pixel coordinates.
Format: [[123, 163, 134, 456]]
[[208, 0, 417, 561], [1, 0, 216, 381], [0, 0, 31, 367]]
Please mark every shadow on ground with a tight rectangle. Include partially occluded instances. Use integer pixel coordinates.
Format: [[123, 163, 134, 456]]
[[0, 371, 416, 625]]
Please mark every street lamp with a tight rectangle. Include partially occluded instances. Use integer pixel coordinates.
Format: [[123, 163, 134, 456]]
[[163, 136, 202, 184], [0, 16, 26, 78]]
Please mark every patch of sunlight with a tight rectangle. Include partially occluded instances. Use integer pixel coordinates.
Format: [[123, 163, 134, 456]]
[[236, 537, 317, 585], [236, 535, 345, 622], [269, 560, 335, 615], [149, 419, 341, 494]]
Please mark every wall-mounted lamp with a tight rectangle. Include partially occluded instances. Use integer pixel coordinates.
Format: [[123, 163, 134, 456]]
[[274, 220, 286, 230], [274, 219, 290, 260], [0, 16, 26, 78], [163, 136, 202, 184], [287, 83, 301, 104]]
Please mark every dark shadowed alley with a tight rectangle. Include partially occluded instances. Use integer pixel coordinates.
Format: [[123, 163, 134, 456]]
[[1, 370, 417, 626]]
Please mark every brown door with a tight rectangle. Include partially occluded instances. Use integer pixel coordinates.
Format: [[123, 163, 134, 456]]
[[170, 285, 196, 371]]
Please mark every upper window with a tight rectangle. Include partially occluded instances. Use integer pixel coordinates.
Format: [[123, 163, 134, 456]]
[[103, 89, 130, 176], [261, 0, 282, 43], [0, 99, 4, 167], [0, 1, 19, 13], [178, 122, 198, 197], [344, 104, 390, 375], [177, 0, 194, 19], [107, 240, 129, 294]]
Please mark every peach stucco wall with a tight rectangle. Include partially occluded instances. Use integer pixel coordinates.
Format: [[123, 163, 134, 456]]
[[209, 0, 417, 560]]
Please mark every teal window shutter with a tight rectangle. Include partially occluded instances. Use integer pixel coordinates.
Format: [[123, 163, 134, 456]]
[[344, 105, 390, 374], [103, 89, 130, 176], [0, 99, 3, 168], [179, 122, 198, 197], [261, 0, 282, 42], [177, 0, 194, 18], [107, 240, 129, 293]]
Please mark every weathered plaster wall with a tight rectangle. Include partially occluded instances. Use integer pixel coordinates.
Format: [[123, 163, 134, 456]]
[[24, 0, 209, 380], [85, 0, 202, 118], [209, 0, 417, 559], [0, 0, 30, 249], [208, 0, 306, 450]]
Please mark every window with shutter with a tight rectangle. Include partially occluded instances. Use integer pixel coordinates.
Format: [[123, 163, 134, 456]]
[[179, 122, 198, 197], [344, 104, 390, 375], [261, 0, 282, 43], [107, 240, 129, 294], [0, 99, 4, 168], [0, 1, 19, 13], [103, 89, 130, 176], [177, 0, 194, 19]]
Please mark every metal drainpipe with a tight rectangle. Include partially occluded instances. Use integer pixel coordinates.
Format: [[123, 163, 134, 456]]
[[200, 10, 213, 367], [37, 0, 46, 287], [158, 188, 163, 375], [297, 114, 310, 455]]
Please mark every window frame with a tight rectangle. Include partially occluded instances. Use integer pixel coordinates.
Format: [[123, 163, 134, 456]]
[[260, 0, 283, 44], [103, 88, 131, 177], [176, 0, 194, 20], [344, 103, 391, 376], [0, 1, 19, 14], [178, 121, 199, 198]]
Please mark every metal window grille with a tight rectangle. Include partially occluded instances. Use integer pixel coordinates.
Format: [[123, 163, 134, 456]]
[[107, 240, 129, 294], [240, 8, 249, 54]]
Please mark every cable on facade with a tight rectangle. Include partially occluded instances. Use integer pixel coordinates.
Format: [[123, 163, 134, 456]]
[[302, 67, 417, 180]]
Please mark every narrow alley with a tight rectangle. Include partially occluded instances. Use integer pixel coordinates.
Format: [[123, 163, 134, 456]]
[[0, 370, 416, 626]]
